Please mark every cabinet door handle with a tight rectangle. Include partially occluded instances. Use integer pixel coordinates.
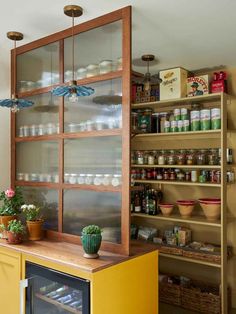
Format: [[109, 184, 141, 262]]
[[20, 279, 29, 314]]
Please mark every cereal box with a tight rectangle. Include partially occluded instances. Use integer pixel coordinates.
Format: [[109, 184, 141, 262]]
[[187, 75, 209, 97], [159, 67, 188, 100]]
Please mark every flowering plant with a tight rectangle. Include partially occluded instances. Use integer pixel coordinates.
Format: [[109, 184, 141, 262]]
[[0, 187, 24, 216], [0, 219, 25, 234], [21, 204, 41, 221]]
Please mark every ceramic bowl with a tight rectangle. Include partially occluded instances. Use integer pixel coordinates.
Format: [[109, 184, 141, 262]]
[[159, 203, 174, 216], [176, 200, 195, 218], [199, 198, 221, 221]]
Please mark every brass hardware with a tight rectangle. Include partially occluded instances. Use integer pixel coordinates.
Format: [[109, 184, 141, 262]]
[[142, 54, 155, 62], [69, 80, 77, 86], [7, 31, 23, 41], [64, 5, 83, 17]]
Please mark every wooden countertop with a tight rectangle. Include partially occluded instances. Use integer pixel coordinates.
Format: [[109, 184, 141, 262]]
[[0, 239, 157, 273]]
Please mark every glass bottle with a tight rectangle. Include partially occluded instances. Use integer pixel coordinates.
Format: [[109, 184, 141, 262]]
[[134, 192, 141, 213], [136, 151, 144, 165]]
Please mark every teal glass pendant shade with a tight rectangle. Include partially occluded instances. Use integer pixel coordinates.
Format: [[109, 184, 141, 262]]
[[51, 82, 94, 100], [0, 98, 34, 113]]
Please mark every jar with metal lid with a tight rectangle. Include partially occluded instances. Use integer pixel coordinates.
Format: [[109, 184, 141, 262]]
[[111, 174, 122, 186], [169, 169, 176, 181], [186, 149, 196, 165], [136, 151, 144, 165], [131, 111, 138, 132], [148, 153, 155, 165], [196, 149, 207, 165], [143, 151, 149, 165], [158, 150, 166, 165], [140, 169, 147, 180], [185, 171, 191, 181], [159, 112, 169, 133], [208, 149, 219, 165], [102, 174, 112, 186], [151, 113, 160, 133], [146, 169, 152, 180], [138, 109, 152, 133], [78, 174, 86, 184], [167, 150, 176, 165], [176, 150, 186, 165], [163, 170, 169, 180], [176, 170, 185, 181], [85, 174, 94, 185]]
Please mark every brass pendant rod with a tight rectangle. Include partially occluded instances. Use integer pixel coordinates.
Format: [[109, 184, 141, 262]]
[[13, 39, 16, 99], [72, 13, 75, 82]]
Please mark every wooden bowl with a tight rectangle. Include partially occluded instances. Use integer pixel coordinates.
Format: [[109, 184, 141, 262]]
[[159, 203, 174, 216], [176, 200, 195, 218], [199, 198, 221, 221]]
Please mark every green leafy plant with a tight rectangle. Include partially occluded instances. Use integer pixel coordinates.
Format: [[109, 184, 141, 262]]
[[82, 225, 102, 235], [21, 204, 41, 221], [0, 219, 25, 234], [0, 187, 24, 216]]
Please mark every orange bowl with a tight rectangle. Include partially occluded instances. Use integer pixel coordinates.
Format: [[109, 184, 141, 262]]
[[159, 203, 174, 216]]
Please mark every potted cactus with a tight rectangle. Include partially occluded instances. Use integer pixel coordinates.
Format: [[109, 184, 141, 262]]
[[0, 219, 25, 244], [21, 204, 43, 241], [81, 225, 102, 259]]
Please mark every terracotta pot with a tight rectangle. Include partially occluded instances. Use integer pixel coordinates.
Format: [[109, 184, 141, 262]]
[[7, 231, 22, 244], [177, 200, 195, 218], [159, 203, 174, 216], [0, 215, 16, 239], [81, 233, 102, 259], [27, 220, 44, 241], [199, 198, 221, 221]]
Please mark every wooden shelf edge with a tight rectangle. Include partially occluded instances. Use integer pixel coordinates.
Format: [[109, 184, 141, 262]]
[[131, 164, 221, 169], [132, 92, 224, 108], [131, 213, 221, 227], [133, 180, 221, 187], [17, 71, 123, 98], [36, 293, 82, 314], [132, 129, 221, 139], [15, 129, 122, 142], [159, 252, 222, 268]]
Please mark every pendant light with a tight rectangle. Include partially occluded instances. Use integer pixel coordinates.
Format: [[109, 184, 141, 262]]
[[0, 32, 34, 112], [51, 5, 94, 102]]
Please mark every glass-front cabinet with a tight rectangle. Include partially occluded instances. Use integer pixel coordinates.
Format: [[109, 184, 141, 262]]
[[13, 7, 131, 255]]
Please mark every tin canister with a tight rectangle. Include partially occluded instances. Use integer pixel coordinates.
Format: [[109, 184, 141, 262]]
[[211, 108, 221, 130], [181, 108, 188, 120], [200, 109, 211, 130], [170, 120, 178, 132], [164, 120, 170, 133], [183, 120, 190, 132], [174, 108, 181, 121], [190, 110, 200, 131], [177, 120, 183, 132]]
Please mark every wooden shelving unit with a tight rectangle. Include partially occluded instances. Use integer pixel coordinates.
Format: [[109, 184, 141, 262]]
[[131, 92, 230, 313]]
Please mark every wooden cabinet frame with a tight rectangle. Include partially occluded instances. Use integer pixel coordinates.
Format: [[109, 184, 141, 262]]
[[11, 6, 132, 256]]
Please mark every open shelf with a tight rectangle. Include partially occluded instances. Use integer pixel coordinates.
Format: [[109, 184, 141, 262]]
[[132, 92, 223, 109], [132, 129, 221, 141], [15, 129, 122, 142], [17, 70, 123, 98], [159, 252, 221, 268], [131, 164, 221, 170], [132, 213, 221, 227], [133, 179, 221, 187], [36, 293, 81, 314]]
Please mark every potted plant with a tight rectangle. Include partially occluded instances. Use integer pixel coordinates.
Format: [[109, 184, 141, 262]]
[[21, 204, 43, 241], [81, 225, 102, 259], [0, 187, 24, 238], [0, 219, 25, 244]]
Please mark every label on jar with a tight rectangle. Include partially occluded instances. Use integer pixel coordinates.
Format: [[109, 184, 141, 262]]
[[170, 120, 178, 132], [191, 170, 198, 182], [177, 120, 183, 132], [200, 109, 211, 130], [183, 120, 190, 131], [138, 111, 152, 133], [211, 108, 221, 130], [164, 120, 170, 133], [190, 110, 200, 131]]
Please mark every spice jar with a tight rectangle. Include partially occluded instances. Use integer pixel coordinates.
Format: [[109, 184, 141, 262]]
[[131, 111, 138, 132], [136, 151, 144, 165], [196, 149, 207, 165], [78, 174, 86, 184], [148, 153, 155, 165], [158, 150, 166, 165], [156, 170, 163, 180], [176, 170, 185, 181], [111, 174, 122, 186], [208, 149, 218, 165], [85, 174, 94, 185], [176, 150, 186, 165], [94, 174, 103, 185], [186, 150, 196, 165], [131, 169, 137, 181], [136, 169, 141, 180], [138, 109, 152, 133], [102, 174, 112, 186], [169, 169, 176, 181], [167, 150, 176, 165], [146, 169, 152, 180], [140, 169, 147, 180], [185, 171, 191, 181], [163, 170, 169, 180], [159, 112, 169, 133]]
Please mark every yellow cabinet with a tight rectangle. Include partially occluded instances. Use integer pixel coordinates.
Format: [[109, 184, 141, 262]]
[[0, 247, 21, 314]]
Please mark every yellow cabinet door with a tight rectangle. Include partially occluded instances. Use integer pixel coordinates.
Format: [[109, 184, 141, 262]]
[[0, 247, 21, 314]]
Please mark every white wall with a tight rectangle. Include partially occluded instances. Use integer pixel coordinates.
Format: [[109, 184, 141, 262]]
[[0, 48, 10, 189]]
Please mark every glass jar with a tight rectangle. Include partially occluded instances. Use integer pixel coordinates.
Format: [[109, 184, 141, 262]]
[[16, 173, 24, 181], [196, 149, 207, 165], [102, 174, 112, 186], [94, 174, 103, 186], [64, 173, 70, 183], [163, 170, 169, 180], [148, 153, 155, 165], [176, 150, 186, 165], [158, 150, 166, 165], [159, 112, 169, 133], [85, 174, 94, 185], [18, 126, 24, 137], [131, 111, 138, 132], [99, 60, 113, 74], [95, 120, 105, 131], [140, 169, 147, 180], [69, 174, 77, 184], [86, 120, 95, 131], [151, 113, 160, 133], [78, 174, 86, 184], [86, 64, 99, 77], [76, 67, 87, 79], [146, 169, 152, 180], [111, 174, 122, 186], [131, 169, 137, 181], [208, 149, 219, 165], [23, 125, 30, 137], [156, 170, 163, 180], [30, 124, 38, 136], [176, 170, 185, 181], [136, 151, 144, 165], [169, 169, 176, 181], [186, 149, 196, 165], [138, 109, 152, 133], [30, 173, 39, 181], [185, 171, 191, 182], [167, 150, 176, 165]]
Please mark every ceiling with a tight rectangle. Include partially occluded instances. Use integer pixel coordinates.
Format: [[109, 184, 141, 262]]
[[0, 0, 236, 76]]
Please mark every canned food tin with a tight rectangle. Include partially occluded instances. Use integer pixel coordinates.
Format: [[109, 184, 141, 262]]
[[211, 108, 221, 130], [174, 108, 181, 121], [200, 109, 211, 130], [181, 108, 188, 120], [190, 111, 200, 131], [170, 120, 178, 132]]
